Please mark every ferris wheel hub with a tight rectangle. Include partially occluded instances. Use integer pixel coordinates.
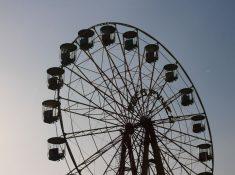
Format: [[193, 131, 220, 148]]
[[139, 117, 153, 128], [124, 123, 135, 135]]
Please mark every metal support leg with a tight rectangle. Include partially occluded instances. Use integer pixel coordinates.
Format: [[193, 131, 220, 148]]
[[118, 138, 126, 175], [148, 123, 165, 175], [126, 134, 137, 175], [141, 129, 150, 175], [117, 130, 137, 175]]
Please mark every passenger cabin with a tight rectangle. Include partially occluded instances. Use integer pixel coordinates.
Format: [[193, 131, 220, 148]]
[[191, 115, 206, 133], [163, 64, 178, 82], [100, 25, 116, 46], [77, 29, 94, 50], [42, 100, 60, 124], [179, 88, 194, 106], [48, 137, 66, 161], [123, 31, 138, 51], [145, 44, 159, 63], [47, 67, 64, 90], [198, 143, 213, 162], [60, 43, 77, 66]]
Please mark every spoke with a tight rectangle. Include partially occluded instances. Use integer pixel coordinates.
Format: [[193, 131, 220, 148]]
[[115, 27, 144, 122], [102, 143, 122, 175], [61, 87, 132, 121], [155, 124, 211, 142], [154, 136, 192, 175], [90, 31, 131, 123], [96, 45, 137, 119], [153, 113, 205, 124], [135, 31, 146, 115], [65, 125, 123, 139], [154, 128, 212, 170], [158, 148, 197, 175], [144, 60, 157, 116], [158, 131, 200, 150], [159, 150, 175, 175], [160, 135, 199, 148], [151, 74, 165, 94], [94, 32, 128, 120], [82, 49, 131, 110], [163, 154, 199, 172], [89, 43, 105, 55], [70, 60, 125, 87], [131, 127, 145, 172], [62, 82, 128, 125], [65, 77, 138, 118], [139, 82, 166, 117], [150, 92, 181, 119], [67, 135, 122, 174], [60, 96, 134, 124], [66, 66, 130, 124], [61, 108, 120, 126]]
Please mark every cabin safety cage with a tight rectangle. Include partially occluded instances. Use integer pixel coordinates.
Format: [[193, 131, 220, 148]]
[[42, 22, 214, 175]]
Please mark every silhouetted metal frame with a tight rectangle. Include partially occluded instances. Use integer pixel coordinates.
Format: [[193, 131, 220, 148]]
[[57, 22, 214, 175]]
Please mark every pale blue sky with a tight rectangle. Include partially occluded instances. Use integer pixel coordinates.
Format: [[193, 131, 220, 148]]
[[0, 0, 234, 174]]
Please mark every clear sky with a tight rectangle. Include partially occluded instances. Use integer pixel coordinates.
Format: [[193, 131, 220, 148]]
[[0, 0, 234, 174]]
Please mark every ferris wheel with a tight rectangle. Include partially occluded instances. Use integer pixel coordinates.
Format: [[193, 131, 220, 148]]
[[42, 22, 214, 175]]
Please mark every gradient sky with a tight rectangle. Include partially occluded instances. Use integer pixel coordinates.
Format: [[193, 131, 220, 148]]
[[0, 0, 234, 174]]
